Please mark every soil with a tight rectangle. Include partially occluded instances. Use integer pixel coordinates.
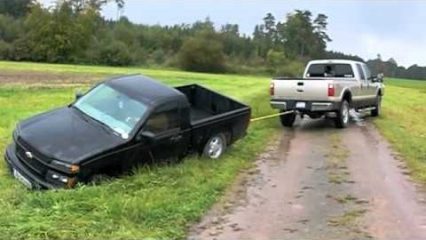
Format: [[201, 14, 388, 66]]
[[0, 70, 102, 85], [188, 115, 426, 240]]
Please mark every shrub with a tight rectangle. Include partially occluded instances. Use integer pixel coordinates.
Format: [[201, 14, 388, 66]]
[[275, 60, 305, 77], [98, 41, 133, 66], [0, 40, 10, 59], [178, 32, 226, 73]]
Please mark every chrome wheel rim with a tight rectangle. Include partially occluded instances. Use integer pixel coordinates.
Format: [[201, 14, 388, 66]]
[[342, 102, 349, 124], [208, 136, 224, 159]]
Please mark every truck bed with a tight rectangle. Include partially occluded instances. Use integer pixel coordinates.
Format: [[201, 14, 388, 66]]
[[190, 108, 213, 122], [176, 84, 249, 124], [176, 84, 251, 148]]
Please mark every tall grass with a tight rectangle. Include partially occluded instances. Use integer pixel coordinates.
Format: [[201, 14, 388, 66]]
[[374, 78, 426, 181], [0, 65, 280, 239]]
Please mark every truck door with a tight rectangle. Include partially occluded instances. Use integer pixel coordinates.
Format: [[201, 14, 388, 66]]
[[355, 63, 369, 108], [140, 103, 186, 162], [363, 64, 378, 106]]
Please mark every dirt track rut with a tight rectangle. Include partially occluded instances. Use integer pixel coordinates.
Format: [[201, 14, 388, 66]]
[[189, 117, 426, 240]]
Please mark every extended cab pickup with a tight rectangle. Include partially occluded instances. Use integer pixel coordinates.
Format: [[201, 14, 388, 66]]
[[270, 59, 384, 128], [4, 75, 251, 189]]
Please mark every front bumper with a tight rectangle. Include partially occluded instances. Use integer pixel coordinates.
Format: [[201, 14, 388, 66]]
[[270, 99, 340, 112], [4, 143, 58, 189]]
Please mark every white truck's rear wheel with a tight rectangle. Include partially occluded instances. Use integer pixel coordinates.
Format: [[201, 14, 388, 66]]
[[335, 100, 349, 128], [280, 111, 296, 127]]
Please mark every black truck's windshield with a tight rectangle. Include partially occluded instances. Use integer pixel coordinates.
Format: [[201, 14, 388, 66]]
[[74, 84, 148, 139]]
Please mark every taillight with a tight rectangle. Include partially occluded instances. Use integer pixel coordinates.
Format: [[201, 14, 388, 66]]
[[328, 83, 335, 97], [270, 82, 275, 96]]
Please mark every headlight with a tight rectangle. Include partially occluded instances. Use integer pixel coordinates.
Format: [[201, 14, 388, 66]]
[[51, 173, 68, 183], [47, 170, 77, 188], [51, 160, 80, 174]]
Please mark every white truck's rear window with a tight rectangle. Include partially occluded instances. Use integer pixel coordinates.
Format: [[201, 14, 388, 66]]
[[307, 64, 354, 78]]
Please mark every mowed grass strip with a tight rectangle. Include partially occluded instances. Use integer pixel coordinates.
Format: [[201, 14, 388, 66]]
[[0, 67, 279, 239], [374, 78, 426, 181]]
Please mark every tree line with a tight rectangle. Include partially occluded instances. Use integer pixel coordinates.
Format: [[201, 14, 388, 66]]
[[0, 0, 424, 80]]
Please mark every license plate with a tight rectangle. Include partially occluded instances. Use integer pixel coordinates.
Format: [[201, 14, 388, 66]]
[[296, 102, 306, 109], [13, 169, 32, 189]]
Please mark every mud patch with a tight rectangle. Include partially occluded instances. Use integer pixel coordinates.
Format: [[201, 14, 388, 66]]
[[325, 134, 371, 239], [344, 124, 426, 240], [189, 119, 426, 240], [0, 70, 103, 85], [189, 119, 373, 240]]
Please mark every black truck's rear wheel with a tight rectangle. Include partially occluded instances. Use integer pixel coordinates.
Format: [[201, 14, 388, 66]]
[[335, 100, 350, 128], [280, 111, 296, 127], [371, 95, 381, 117], [203, 133, 227, 159]]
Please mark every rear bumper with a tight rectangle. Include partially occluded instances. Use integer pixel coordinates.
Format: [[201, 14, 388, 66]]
[[4, 143, 58, 189], [270, 99, 340, 112]]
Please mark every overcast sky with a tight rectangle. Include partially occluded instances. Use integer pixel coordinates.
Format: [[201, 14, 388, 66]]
[[41, 0, 426, 67]]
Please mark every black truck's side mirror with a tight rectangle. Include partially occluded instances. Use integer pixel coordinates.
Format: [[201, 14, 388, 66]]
[[75, 90, 84, 100], [136, 130, 156, 143]]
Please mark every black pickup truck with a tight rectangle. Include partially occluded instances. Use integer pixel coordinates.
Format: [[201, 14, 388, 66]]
[[4, 75, 251, 189]]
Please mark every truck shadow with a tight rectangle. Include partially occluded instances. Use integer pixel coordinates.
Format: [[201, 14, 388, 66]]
[[293, 110, 373, 132]]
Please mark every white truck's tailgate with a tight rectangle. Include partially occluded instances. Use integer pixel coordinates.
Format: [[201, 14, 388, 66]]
[[272, 79, 332, 101]]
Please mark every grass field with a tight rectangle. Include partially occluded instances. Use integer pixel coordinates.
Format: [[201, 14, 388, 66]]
[[374, 78, 426, 181], [0, 61, 424, 239], [0, 61, 280, 239]]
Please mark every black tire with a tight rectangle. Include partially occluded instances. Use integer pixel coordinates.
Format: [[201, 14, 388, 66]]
[[203, 133, 227, 159], [280, 111, 296, 127], [335, 100, 350, 128], [371, 95, 381, 117]]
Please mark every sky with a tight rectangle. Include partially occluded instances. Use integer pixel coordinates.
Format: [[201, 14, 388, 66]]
[[41, 0, 426, 68]]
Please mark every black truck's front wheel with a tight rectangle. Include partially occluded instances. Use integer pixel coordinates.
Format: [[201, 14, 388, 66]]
[[280, 111, 296, 127], [203, 133, 227, 159]]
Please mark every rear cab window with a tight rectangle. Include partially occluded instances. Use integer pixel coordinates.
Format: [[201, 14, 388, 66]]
[[306, 64, 354, 78]]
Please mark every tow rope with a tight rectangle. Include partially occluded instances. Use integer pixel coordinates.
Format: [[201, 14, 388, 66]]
[[250, 110, 295, 122]]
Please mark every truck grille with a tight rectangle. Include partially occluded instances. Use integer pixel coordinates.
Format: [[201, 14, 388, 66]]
[[15, 139, 49, 176]]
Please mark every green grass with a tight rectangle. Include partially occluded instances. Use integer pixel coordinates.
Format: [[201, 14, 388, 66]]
[[0, 61, 425, 239], [374, 78, 426, 181], [0, 62, 279, 239]]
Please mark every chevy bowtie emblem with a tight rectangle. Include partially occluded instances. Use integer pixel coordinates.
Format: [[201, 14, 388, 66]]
[[25, 151, 33, 159]]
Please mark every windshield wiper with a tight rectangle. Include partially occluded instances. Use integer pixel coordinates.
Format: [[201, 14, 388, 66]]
[[72, 105, 90, 122], [71, 106, 118, 136]]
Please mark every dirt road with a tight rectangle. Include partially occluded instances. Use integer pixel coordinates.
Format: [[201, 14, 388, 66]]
[[189, 117, 426, 240]]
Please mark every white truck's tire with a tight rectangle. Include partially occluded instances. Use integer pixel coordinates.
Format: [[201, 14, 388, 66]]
[[280, 111, 296, 127], [335, 100, 350, 128]]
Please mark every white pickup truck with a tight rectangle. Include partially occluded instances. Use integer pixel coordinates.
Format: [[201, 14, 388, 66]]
[[270, 59, 384, 128]]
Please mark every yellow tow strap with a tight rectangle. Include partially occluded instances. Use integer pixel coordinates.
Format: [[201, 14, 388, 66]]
[[250, 110, 295, 122]]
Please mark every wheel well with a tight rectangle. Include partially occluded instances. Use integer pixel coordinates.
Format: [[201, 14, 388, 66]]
[[378, 90, 382, 96], [342, 91, 352, 103]]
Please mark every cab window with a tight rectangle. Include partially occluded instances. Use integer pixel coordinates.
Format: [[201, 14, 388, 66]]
[[356, 64, 366, 80], [363, 64, 372, 80], [145, 109, 180, 134]]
